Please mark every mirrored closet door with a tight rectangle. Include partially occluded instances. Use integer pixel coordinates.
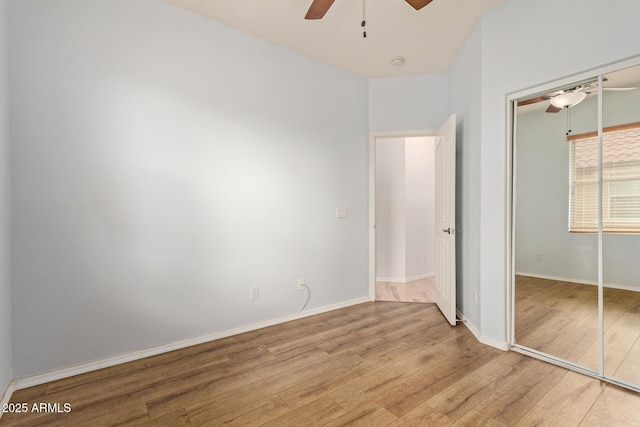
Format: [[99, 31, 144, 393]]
[[511, 60, 640, 391]]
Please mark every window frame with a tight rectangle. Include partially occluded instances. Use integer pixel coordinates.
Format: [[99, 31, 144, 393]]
[[568, 121, 640, 234]]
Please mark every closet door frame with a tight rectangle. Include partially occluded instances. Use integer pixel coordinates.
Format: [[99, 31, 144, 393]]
[[507, 56, 640, 393]]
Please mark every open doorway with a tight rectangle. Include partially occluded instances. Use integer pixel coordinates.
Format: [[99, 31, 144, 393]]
[[374, 135, 436, 303], [369, 115, 457, 324]]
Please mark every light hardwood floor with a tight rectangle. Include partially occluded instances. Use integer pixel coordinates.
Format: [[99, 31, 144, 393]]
[[2, 301, 640, 426], [515, 275, 640, 387], [375, 277, 435, 303]]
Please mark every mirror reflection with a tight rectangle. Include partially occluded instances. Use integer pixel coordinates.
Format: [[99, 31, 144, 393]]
[[602, 65, 640, 387], [513, 63, 640, 389], [514, 76, 599, 370]]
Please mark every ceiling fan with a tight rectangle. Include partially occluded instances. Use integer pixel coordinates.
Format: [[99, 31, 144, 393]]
[[518, 79, 638, 113], [305, 0, 434, 19]]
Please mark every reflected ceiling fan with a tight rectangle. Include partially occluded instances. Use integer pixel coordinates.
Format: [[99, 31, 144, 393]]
[[305, 0, 433, 19], [519, 79, 638, 113]]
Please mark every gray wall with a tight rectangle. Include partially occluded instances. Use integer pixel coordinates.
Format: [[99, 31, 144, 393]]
[[5, 0, 640, 383], [0, 0, 13, 396], [405, 137, 435, 279], [516, 88, 640, 288], [375, 137, 435, 282], [448, 22, 482, 329], [375, 138, 406, 281], [9, 0, 369, 378], [369, 74, 448, 132], [479, 0, 640, 342]]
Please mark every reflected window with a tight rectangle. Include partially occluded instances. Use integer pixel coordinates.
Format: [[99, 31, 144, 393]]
[[569, 122, 640, 233]]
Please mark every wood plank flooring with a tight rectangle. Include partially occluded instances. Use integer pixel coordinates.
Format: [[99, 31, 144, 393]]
[[515, 275, 640, 387], [375, 277, 435, 303], [2, 301, 639, 426]]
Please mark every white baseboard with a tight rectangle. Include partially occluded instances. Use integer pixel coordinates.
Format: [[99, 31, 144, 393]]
[[376, 273, 434, 283], [0, 380, 16, 420], [456, 310, 509, 351], [12, 297, 370, 391], [515, 272, 640, 292]]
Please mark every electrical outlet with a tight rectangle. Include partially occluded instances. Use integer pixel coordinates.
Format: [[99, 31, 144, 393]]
[[473, 289, 478, 303], [422, 253, 427, 262], [535, 253, 543, 262], [250, 286, 259, 300], [298, 279, 306, 291]]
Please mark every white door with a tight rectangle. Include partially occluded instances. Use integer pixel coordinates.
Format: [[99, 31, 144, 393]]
[[434, 114, 457, 325]]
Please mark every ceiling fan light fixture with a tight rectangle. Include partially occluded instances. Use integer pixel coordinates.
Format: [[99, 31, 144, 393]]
[[391, 56, 405, 66], [550, 91, 586, 108]]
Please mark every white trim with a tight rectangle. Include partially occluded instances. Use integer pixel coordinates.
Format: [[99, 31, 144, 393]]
[[409, 272, 435, 281], [507, 55, 640, 104], [0, 381, 16, 419], [371, 129, 436, 139], [369, 132, 377, 301], [456, 310, 510, 351], [11, 297, 370, 391], [511, 345, 640, 394], [507, 97, 516, 347], [375, 273, 434, 283], [515, 272, 640, 293]]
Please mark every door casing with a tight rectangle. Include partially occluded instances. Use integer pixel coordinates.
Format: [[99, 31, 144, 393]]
[[369, 118, 456, 328]]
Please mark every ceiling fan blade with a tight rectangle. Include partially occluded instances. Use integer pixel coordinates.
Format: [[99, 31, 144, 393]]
[[518, 96, 549, 107], [305, 0, 335, 19], [405, 0, 434, 10], [546, 104, 563, 113]]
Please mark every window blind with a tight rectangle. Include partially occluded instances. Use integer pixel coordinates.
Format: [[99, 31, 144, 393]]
[[569, 123, 640, 233]]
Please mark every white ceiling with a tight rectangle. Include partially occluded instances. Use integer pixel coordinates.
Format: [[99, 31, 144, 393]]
[[164, 0, 506, 78]]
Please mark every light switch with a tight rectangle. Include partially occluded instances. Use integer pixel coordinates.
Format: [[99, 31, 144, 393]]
[[336, 208, 349, 219]]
